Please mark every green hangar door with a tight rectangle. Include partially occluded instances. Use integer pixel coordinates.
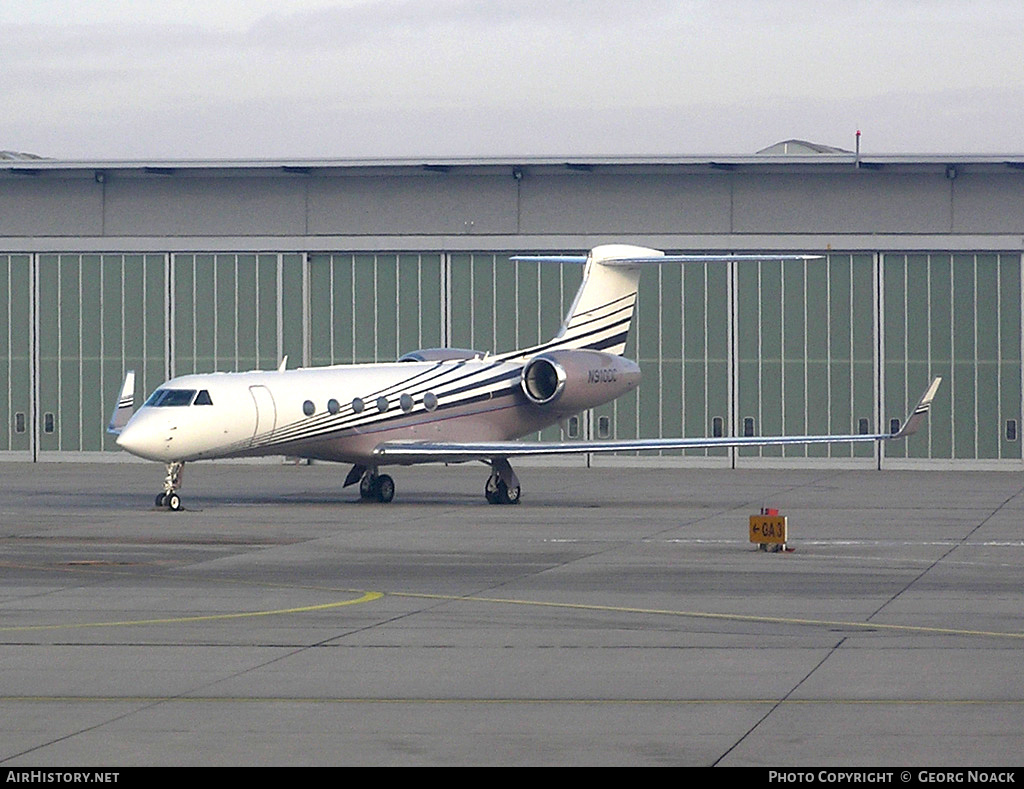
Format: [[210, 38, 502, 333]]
[[883, 253, 1022, 462], [736, 254, 876, 464], [307, 253, 443, 366], [36, 254, 166, 457], [171, 254, 304, 376], [1, 255, 32, 456]]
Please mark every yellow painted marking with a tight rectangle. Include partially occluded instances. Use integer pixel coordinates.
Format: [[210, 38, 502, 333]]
[[3, 558, 1021, 641], [0, 591, 382, 633], [390, 591, 1024, 641]]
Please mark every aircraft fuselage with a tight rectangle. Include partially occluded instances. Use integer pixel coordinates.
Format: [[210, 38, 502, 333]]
[[116, 355, 642, 465]]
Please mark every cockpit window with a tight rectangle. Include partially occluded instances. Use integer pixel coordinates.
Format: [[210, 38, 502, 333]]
[[194, 389, 213, 405], [144, 388, 198, 407]]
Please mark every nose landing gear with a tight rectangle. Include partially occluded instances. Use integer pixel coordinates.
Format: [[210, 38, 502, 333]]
[[155, 461, 185, 511]]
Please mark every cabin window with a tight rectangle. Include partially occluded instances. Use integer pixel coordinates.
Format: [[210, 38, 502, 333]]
[[145, 389, 197, 407], [352, 397, 365, 413], [327, 398, 340, 415], [400, 393, 413, 413], [194, 389, 213, 406], [376, 396, 389, 413], [303, 400, 315, 416], [423, 392, 438, 412]]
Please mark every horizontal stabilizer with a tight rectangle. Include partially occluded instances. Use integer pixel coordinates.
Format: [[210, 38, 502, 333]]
[[512, 253, 822, 266]]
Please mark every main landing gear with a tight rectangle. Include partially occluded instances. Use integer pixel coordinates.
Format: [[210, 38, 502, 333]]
[[484, 458, 520, 506], [345, 459, 522, 505], [155, 461, 185, 511], [358, 468, 395, 503]]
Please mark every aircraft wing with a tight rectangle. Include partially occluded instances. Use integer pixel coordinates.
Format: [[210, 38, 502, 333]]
[[373, 377, 941, 464]]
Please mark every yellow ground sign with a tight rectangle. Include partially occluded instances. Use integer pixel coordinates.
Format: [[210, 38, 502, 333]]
[[749, 515, 788, 545]]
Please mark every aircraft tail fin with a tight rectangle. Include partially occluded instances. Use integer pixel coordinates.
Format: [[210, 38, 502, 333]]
[[107, 370, 135, 435], [520, 244, 657, 356]]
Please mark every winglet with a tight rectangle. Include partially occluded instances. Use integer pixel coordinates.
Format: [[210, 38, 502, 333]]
[[890, 377, 942, 439], [106, 370, 136, 435]]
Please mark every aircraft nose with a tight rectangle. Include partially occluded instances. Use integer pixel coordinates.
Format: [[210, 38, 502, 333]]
[[116, 418, 169, 461]]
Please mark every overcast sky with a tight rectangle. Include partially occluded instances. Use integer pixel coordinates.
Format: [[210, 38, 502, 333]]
[[2, 0, 1022, 160]]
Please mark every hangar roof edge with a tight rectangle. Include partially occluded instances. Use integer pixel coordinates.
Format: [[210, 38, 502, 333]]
[[3, 153, 1024, 177]]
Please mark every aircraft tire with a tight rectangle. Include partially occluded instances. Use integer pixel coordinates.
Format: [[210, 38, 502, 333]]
[[155, 492, 167, 507], [359, 474, 375, 499], [497, 480, 521, 506], [166, 493, 183, 511], [485, 475, 500, 504], [376, 474, 395, 503]]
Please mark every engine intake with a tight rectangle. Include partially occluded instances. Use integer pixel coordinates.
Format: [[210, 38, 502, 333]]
[[520, 350, 641, 412], [522, 356, 566, 404]]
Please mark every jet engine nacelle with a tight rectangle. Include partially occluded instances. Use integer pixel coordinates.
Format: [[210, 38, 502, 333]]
[[520, 349, 641, 412], [399, 348, 485, 362]]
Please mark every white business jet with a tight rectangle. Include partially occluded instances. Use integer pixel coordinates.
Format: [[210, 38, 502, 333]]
[[109, 245, 941, 510]]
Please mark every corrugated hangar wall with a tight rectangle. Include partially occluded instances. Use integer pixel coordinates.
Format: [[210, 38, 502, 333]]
[[1, 157, 1023, 466]]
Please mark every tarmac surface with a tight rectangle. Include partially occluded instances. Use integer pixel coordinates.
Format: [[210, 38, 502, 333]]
[[1, 460, 1023, 767]]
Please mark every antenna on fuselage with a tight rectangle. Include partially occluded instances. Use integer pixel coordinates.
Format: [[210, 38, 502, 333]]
[[278, 356, 288, 372]]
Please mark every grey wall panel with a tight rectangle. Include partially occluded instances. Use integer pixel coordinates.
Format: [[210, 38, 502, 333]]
[[104, 177, 307, 236], [518, 174, 731, 234], [307, 175, 517, 236], [952, 174, 1024, 233], [733, 174, 952, 234], [0, 178, 102, 236]]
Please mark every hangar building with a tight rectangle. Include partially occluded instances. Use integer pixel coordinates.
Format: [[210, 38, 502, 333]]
[[2, 144, 1022, 467]]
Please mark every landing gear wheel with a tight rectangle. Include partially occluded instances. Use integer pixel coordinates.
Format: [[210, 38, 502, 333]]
[[497, 480, 521, 506], [376, 474, 395, 503], [166, 493, 183, 511], [485, 475, 500, 504], [359, 474, 376, 499], [155, 492, 167, 507], [485, 475, 520, 505]]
